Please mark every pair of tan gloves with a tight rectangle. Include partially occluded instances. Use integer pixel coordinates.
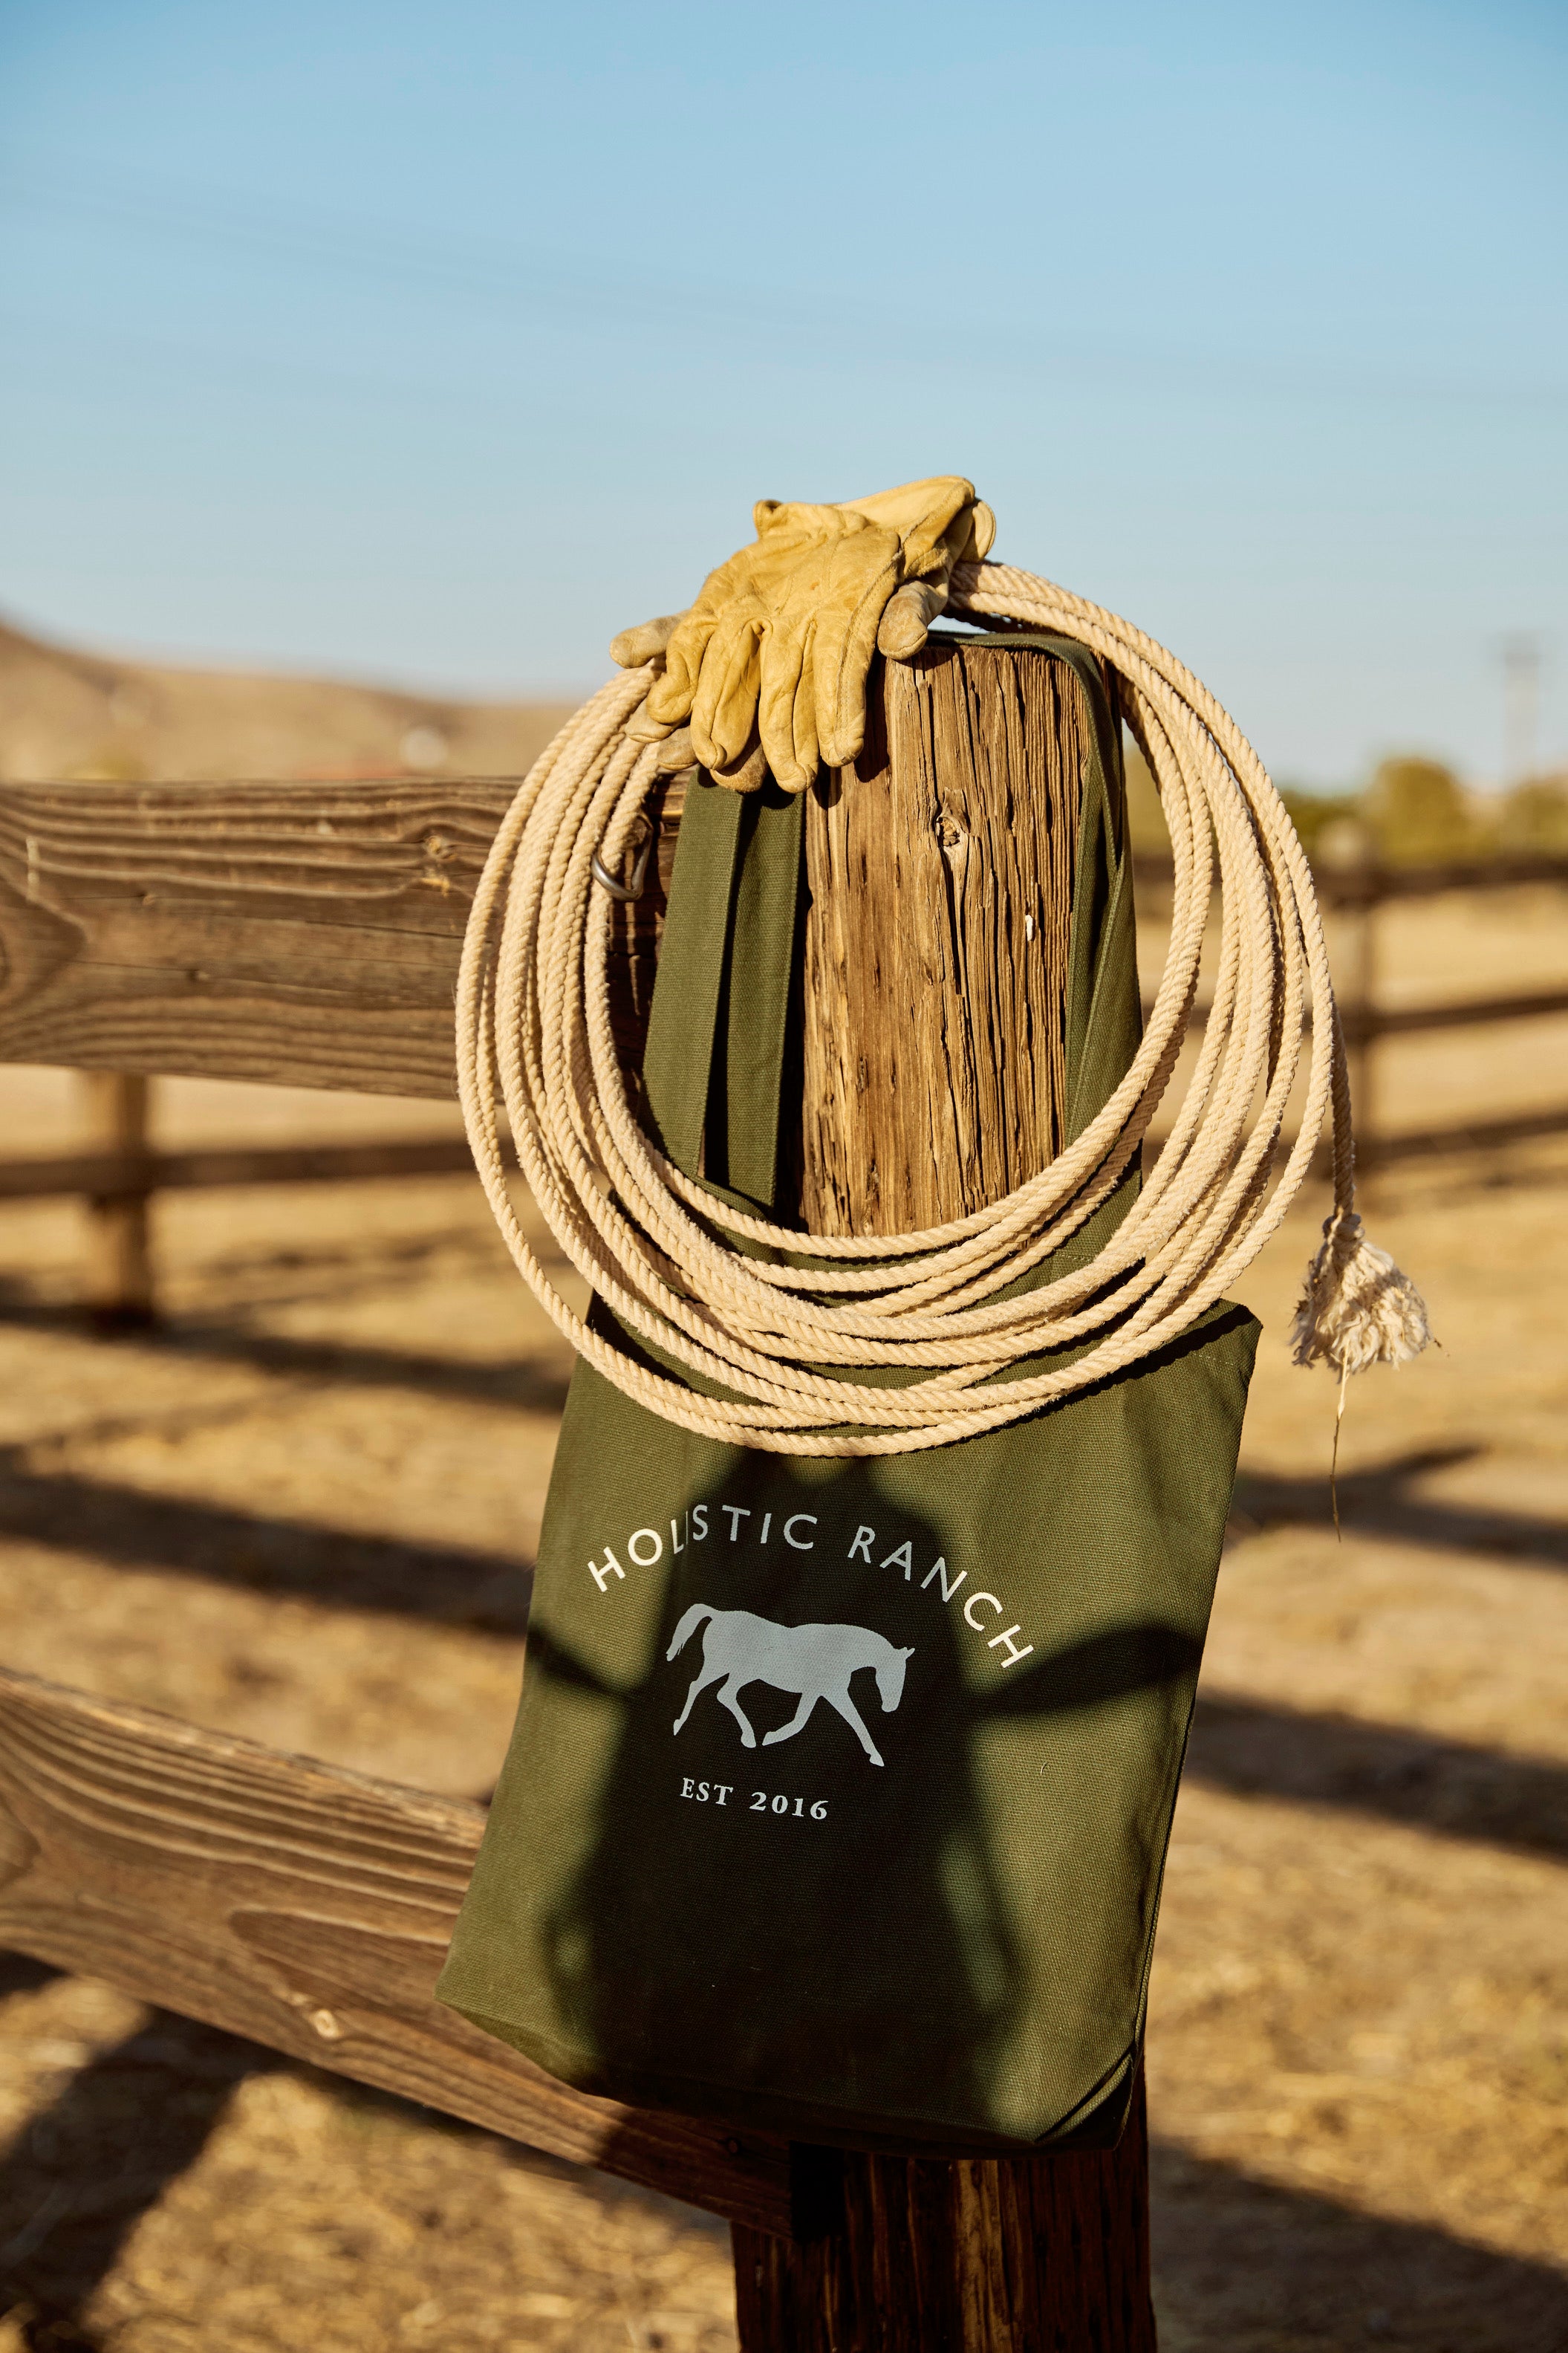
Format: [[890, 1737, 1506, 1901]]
[[610, 476, 995, 792]]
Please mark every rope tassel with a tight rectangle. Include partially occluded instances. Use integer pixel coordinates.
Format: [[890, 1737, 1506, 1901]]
[[1290, 1207, 1432, 1377]]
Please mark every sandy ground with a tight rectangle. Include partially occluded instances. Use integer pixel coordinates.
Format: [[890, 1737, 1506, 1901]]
[[0, 889, 1564, 2350]]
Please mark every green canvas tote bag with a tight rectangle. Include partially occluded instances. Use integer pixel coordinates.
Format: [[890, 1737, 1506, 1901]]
[[437, 634, 1258, 2155]]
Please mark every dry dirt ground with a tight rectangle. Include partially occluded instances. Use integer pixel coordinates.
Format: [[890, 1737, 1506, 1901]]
[[0, 888, 1563, 2351]]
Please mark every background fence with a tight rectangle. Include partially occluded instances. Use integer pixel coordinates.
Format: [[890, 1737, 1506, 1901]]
[[4, 846, 1564, 1322]]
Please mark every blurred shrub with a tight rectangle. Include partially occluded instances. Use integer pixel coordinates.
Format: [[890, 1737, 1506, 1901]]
[[1125, 742, 1361, 864], [1494, 775, 1568, 854], [65, 743, 149, 782], [1280, 789, 1361, 860], [1122, 743, 1568, 871], [1362, 757, 1474, 866]]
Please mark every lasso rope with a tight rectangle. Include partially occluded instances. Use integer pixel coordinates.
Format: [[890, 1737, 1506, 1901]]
[[456, 559, 1429, 1456]]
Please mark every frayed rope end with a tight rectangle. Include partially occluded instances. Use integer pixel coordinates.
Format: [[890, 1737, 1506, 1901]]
[[1290, 1207, 1432, 1377]]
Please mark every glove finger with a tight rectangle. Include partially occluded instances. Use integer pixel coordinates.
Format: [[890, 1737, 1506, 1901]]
[[608, 611, 686, 669], [929, 502, 995, 579], [757, 621, 810, 792], [709, 732, 770, 793], [691, 614, 762, 771], [644, 610, 716, 727], [877, 579, 946, 660], [652, 724, 697, 774], [625, 709, 678, 744], [787, 625, 821, 789], [813, 550, 899, 770]]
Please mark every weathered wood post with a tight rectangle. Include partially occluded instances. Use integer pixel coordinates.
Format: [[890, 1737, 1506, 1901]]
[[731, 637, 1157, 2349], [78, 1068, 156, 1325]]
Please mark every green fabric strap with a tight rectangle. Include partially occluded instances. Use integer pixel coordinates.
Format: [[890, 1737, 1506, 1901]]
[[640, 776, 804, 1215]]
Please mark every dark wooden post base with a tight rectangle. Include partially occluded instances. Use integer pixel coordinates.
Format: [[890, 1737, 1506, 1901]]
[[733, 2074, 1154, 2352]]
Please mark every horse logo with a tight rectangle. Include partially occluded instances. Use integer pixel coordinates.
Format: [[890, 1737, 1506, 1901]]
[[666, 1604, 913, 1768]]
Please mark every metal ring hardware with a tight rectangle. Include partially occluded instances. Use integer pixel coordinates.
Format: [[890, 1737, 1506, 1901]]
[[591, 813, 654, 903]]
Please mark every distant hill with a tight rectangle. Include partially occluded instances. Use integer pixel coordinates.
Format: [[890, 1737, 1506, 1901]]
[[0, 614, 579, 785]]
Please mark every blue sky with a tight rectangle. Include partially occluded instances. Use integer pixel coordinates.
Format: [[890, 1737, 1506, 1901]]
[[1, 0, 1563, 788]]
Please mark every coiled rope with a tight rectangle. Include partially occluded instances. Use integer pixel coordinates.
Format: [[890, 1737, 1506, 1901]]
[[457, 558, 1428, 1456]]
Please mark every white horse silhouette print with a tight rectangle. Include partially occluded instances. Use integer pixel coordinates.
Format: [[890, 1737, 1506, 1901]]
[[667, 1604, 913, 1768]]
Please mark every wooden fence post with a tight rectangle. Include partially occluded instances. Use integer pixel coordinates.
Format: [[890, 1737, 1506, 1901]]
[[1344, 854, 1380, 1167], [78, 1069, 156, 1327], [731, 638, 1157, 2350]]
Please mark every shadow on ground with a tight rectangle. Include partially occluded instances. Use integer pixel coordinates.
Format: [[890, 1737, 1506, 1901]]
[[1152, 2138, 1568, 2353], [0, 1959, 712, 2353], [0, 1288, 571, 1418], [1232, 1445, 1568, 1571], [1188, 1693, 1568, 1861], [0, 1452, 533, 1633], [0, 1993, 282, 2352], [1, 1956, 1561, 2353], [3, 1460, 1564, 1859]]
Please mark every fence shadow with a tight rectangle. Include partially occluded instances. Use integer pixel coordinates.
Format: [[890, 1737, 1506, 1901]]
[[0, 1959, 731, 2353], [1186, 1693, 1568, 1860], [1151, 2138, 1568, 2353], [0, 2007, 282, 2351], [0, 1290, 571, 1417], [1232, 1444, 1568, 1571], [0, 1453, 533, 1632]]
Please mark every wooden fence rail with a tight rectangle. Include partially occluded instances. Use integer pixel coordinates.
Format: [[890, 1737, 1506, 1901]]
[[1133, 847, 1568, 1170], [2, 799, 1558, 1103], [0, 771, 1565, 2334], [1131, 848, 1568, 906], [1, 811, 1555, 1292], [0, 775, 512, 1097], [0, 771, 825, 2250], [0, 773, 524, 1315], [0, 1133, 482, 1203], [0, 1661, 801, 2238]]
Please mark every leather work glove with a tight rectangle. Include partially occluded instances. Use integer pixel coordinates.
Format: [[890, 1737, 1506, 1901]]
[[609, 477, 995, 792]]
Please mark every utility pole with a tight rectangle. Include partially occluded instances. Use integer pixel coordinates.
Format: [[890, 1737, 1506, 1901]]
[[1500, 635, 1542, 787]]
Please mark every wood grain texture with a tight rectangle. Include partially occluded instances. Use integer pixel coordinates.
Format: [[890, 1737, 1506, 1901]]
[[737, 2083, 1154, 2353], [798, 642, 1084, 1234], [0, 772, 685, 1100], [740, 642, 1157, 2349], [0, 775, 513, 1097], [0, 1663, 795, 2236]]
